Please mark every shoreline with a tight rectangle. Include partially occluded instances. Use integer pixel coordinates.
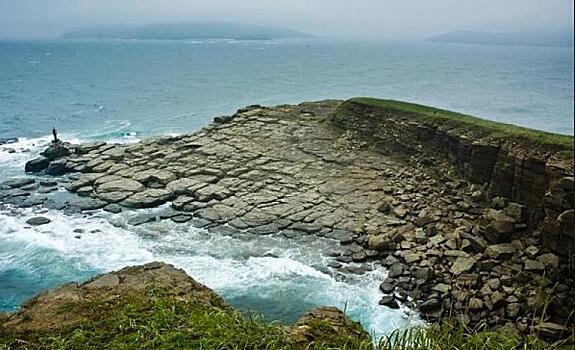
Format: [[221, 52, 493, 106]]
[[1, 99, 574, 341]]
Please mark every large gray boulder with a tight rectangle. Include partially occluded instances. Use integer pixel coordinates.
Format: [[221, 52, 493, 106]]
[[42, 143, 71, 161], [25, 157, 50, 173]]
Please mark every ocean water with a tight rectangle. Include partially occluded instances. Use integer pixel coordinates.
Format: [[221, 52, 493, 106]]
[[0, 38, 573, 338]]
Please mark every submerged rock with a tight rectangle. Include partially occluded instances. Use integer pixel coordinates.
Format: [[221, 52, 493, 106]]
[[26, 216, 51, 226], [0, 178, 35, 189], [0, 137, 18, 145]]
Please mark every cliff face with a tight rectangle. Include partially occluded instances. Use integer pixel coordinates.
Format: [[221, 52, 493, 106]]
[[332, 100, 574, 265]]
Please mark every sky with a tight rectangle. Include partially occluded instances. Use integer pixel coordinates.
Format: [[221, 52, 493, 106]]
[[0, 0, 573, 39]]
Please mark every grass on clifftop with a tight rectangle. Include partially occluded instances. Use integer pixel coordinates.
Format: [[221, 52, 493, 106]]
[[349, 97, 574, 151], [378, 322, 572, 350], [1, 287, 571, 349], [0, 287, 370, 350]]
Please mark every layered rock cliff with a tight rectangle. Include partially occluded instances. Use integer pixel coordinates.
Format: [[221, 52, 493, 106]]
[[332, 98, 574, 267]]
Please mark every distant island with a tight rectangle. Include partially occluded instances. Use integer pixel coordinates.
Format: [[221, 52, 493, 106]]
[[426, 30, 574, 47], [61, 22, 311, 41]]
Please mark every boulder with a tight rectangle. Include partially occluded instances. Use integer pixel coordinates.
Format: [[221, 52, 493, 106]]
[[414, 209, 438, 227], [393, 205, 408, 219], [485, 219, 515, 243], [42, 143, 70, 160], [166, 178, 208, 195], [45, 159, 72, 176], [122, 189, 174, 208], [413, 268, 433, 284], [97, 179, 144, 193], [524, 259, 544, 271], [68, 173, 106, 192], [0, 178, 35, 189], [450, 256, 475, 275], [379, 296, 400, 309], [132, 170, 176, 187], [103, 204, 122, 214], [388, 263, 404, 278], [537, 253, 559, 270], [419, 299, 441, 313], [506, 303, 520, 318], [127, 214, 157, 226], [74, 142, 106, 154], [377, 201, 391, 213], [25, 157, 50, 173], [0, 137, 18, 145], [485, 243, 516, 260], [67, 197, 107, 211], [97, 191, 131, 203], [368, 233, 393, 251], [468, 298, 483, 310], [26, 216, 51, 226], [504, 203, 528, 223], [194, 184, 231, 201], [379, 278, 397, 293]]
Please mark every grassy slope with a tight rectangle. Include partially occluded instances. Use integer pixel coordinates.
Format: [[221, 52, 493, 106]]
[[1, 288, 569, 349], [0, 288, 372, 350], [349, 97, 574, 152]]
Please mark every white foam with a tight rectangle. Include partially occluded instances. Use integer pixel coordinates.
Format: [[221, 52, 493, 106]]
[[0, 209, 154, 272], [0, 204, 419, 340]]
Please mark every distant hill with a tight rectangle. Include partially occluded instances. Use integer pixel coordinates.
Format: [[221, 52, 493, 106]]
[[426, 30, 574, 47], [62, 22, 311, 41]]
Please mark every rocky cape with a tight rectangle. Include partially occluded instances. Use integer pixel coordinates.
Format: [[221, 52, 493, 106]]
[[2, 98, 574, 341]]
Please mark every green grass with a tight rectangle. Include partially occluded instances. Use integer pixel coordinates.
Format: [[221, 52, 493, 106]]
[[0, 288, 371, 350], [348, 97, 574, 152], [1, 288, 572, 349], [376, 321, 573, 350]]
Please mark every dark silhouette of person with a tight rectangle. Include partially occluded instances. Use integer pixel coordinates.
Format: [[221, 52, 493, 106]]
[[52, 127, 59, 143]]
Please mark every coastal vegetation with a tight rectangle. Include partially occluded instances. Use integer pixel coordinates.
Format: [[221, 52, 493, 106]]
[[1, 263, 571, 350], [349, 98, 574, 151]]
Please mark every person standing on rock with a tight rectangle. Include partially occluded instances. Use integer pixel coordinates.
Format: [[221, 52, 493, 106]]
[[52, 127, 59, 143]]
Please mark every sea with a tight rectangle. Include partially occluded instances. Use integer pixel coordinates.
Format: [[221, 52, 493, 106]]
[[0, 37, 573, 338]]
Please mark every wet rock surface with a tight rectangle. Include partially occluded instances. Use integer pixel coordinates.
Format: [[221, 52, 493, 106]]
[[2, 100, 574, 340]]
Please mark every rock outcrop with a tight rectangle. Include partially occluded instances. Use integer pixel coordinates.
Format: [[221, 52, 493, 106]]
[[3, 99, 574, 342], [0, 262, 370, 348], [333, 99, 574, 267]]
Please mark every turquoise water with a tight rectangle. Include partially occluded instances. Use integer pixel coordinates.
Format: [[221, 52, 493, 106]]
[[0, 38, 573, 338]]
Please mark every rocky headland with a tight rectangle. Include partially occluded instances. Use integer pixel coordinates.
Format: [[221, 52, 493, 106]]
[[1, 98, 574, 343]]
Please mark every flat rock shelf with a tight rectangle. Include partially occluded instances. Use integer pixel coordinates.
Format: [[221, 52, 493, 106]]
[[2, 99, 574, 341]]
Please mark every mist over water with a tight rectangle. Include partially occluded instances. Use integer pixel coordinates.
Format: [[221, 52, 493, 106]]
[[0, 38, 573, 138]]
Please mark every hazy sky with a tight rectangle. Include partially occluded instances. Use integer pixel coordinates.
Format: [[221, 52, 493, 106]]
[[0, 0, 573, 39]]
